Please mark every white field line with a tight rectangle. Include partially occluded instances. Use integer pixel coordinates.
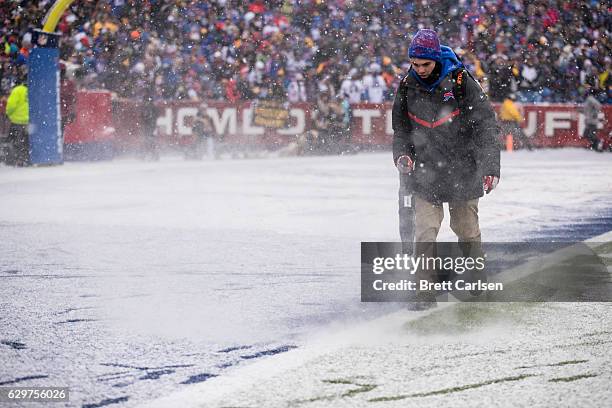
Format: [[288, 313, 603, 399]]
[[138, 230, 612, 408], [138, 304, 453, 408], [490, 230, 612, 286]]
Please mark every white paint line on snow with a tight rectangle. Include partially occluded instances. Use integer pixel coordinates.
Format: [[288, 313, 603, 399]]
[[138, 231, 612, 408], [490, 230, 612, 287], [137, 303, 453, 408]]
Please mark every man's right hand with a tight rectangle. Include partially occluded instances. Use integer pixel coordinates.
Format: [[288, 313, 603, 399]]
[[396, 155, 414, 174]]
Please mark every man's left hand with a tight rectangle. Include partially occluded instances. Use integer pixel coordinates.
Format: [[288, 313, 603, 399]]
[[483, 176, 499, 194]]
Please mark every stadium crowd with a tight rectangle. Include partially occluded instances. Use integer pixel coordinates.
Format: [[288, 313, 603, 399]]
[[1, 0, 611, 104]]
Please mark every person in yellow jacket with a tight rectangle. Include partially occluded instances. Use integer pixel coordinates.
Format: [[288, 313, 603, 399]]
[[499, 94, 533, 150], [5, 76, 29, 166]]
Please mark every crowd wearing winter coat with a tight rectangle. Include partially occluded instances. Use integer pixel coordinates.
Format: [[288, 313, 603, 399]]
[[1, 1, 610, 105]]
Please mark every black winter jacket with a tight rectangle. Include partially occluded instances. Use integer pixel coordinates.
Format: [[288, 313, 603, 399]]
[[392, 68, 500, 204]]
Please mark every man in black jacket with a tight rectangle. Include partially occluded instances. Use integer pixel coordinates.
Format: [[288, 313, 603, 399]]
[[392, 29, 500, 299]]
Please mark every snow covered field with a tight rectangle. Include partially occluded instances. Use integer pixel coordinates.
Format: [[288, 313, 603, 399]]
[[0, 149, 611, 407]]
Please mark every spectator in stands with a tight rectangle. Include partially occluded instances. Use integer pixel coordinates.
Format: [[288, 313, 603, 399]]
[[362, 63, 387, 104], [287, 73, 307, 103], [518, 56, 542, 103], [339, 68, 363, 105], [0, 0, 610, 106], [488, 55, 514, 102], [0, 60, 18, 96], [599, 58, 612, 94]]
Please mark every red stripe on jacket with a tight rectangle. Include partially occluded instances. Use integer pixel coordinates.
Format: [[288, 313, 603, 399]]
[[406, 109, 460, 128]]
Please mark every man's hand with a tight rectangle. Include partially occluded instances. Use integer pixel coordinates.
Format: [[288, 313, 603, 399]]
[[396, 155, 414, 174], [483, 175, 499, 194]]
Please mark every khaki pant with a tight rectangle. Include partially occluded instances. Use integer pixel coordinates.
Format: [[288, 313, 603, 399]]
[[414, 197, 481, 242], [414, 197, 481, 288]]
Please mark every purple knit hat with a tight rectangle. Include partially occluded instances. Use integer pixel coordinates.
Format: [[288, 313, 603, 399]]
[[409, 29, 442, 62]]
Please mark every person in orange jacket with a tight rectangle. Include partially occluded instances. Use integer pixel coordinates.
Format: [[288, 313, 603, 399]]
[[499, 94, 533, 150]]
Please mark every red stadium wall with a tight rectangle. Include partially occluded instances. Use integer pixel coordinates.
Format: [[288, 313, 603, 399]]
[[1, 92, 611, 157], [64, 90, 115, 144], [109, 99, 612, 151]]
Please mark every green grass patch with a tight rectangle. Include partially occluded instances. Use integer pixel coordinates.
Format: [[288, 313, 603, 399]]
[[548, 359, 589, 367], [293, 395, 336, 404], [322, 379, 354, 385], [343, 384, 378, 397], [403, 302, 539, 335], [516, 359, 588, 369], [369, 374, 536, 402], [549, 373, 597, 383], [292, 378, 378, 404], [321, 378, 378, 398], [598, 256, 612, 266], [592, 241, 612, 256], [581, 330, 612, 338]]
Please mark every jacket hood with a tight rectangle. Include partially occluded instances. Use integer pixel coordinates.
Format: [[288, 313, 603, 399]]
[[410, 45, 464, 92]]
